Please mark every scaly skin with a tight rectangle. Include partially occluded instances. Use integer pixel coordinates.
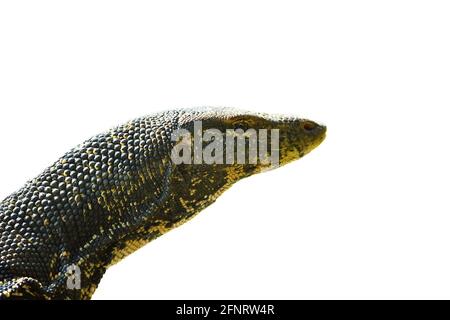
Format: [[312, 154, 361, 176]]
[[0, 107, 326, 299]]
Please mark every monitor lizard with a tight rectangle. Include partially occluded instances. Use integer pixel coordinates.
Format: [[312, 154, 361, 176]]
[[0, 107, 326, 299]]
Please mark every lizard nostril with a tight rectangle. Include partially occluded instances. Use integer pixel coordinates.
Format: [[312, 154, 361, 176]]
[[302, 121, 317, 132]]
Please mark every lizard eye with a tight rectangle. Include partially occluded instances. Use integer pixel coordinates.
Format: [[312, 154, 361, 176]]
[[302, 120, 317, 132]]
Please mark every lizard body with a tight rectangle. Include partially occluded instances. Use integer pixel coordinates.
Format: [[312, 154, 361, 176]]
[[0, 107, 326, 299]]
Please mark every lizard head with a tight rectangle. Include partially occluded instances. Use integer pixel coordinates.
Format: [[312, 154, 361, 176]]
[[167, 107, 326, 213], [174, 106, 326, 170]]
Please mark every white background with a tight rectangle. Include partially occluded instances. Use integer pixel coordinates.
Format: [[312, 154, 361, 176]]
[[1, 1, 449, 299]]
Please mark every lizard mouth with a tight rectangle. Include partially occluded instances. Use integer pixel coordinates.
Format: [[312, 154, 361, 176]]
[[276, 122, 326, 167], [303, 122, 327, 155], [311, 124, 327, 148]]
